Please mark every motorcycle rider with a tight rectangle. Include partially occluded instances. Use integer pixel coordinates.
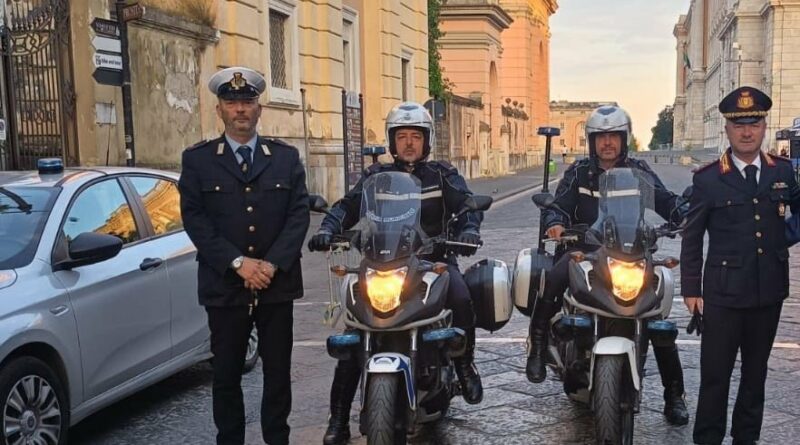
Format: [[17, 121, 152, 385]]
[[309, 102, 485, 445], [525, 105, 691, 425]]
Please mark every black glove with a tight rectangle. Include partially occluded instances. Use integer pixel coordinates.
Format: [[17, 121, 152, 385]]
[[456, 232, 481, 256], [308, 232, 332, 252], [686, 308, 704, 336]]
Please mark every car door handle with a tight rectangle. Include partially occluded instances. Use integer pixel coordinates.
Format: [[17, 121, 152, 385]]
[[139, 257, 164, 271]]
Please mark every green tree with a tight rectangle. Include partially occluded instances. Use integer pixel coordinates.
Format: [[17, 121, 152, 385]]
[[648, 106, 674, 150], [428, 0, 452, 99], [628, 136, 640, 152]]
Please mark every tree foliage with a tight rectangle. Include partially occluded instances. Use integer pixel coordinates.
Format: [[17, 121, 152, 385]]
[[428, 0, 452, 100], [648, 106, 674, 150]]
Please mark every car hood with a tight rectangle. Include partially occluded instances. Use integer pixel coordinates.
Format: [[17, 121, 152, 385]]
[[0, 270, 17, 290]]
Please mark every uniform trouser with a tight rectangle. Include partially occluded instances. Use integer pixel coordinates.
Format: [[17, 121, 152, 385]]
[[332, 262, 475, 398], [534, 251, 685, 387], [693, 302, 783, 445], [206, 301, 294, 445]]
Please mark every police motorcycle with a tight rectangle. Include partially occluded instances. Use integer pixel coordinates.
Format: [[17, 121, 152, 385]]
[[310, 171, 512, 445], [513, 168, 681, 445]]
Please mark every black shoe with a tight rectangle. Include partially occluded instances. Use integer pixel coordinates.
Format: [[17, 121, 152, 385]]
[[663, 381, 689, 426], [525, 325, 548, 383], [323, 361, 360, 445], [455, 328, 483, 404]]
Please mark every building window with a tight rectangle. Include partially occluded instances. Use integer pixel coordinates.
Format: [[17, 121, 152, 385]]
[[560, 139, 565, 147], [559, 122, 565, 130], [401, 58, 410, 101], [342, 8, 360, 94], [269, 10, 288, 89], [401, 48, 414, 102], [580, 137, 586, 147], [267, 0, 301, 105]]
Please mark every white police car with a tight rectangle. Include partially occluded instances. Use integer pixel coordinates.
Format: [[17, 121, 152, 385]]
[[0, 159, 258, 444]]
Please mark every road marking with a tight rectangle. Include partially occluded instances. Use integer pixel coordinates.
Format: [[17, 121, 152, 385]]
[[672, 298, 800, 307], [491, 178, 561, 209], [293, 337, 800, 349], [475, 337, 800, 349]]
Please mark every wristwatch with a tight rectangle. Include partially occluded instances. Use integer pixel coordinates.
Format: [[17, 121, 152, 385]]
[[231, 256, 245, 270]]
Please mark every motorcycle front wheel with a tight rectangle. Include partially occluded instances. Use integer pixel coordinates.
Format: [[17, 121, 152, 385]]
[[366, 373, 407, 445], [592, 355, 634, 445]]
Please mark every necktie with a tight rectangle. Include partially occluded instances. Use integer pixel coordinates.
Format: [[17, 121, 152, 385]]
[[744, 164, 758, 195], [237, 145, 252, 177]]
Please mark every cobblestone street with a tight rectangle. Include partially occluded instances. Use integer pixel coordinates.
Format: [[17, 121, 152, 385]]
[[70, 162, 800, 445]]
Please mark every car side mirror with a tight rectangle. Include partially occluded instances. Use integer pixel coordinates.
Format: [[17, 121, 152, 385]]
[[532, 193, 555, 209], [463, 195, 493, 212], [309, 194, 329, 213], [55, 232, 122, 271]]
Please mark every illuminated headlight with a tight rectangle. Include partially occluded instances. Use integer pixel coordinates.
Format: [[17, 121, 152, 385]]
[[607, 258, 645, 302], [366, 267, 407, 313]]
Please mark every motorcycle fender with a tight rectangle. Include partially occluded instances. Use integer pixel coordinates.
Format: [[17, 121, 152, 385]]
[[589, 337, 640, 392], [366, 353, 416, 410]]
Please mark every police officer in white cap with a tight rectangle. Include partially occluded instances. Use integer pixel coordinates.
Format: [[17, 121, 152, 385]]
[[179, 67, 310, 445]]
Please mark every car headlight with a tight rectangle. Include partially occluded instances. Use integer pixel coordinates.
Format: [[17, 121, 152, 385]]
[[366, 267, 407, 313], [607, 258, 646, 302]]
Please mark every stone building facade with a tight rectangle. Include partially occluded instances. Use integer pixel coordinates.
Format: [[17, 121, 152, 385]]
[[673, 0, 800, 153], [549, 100, 617, 158], [0, 0, 430, 201], [437, 0, 557, 176]]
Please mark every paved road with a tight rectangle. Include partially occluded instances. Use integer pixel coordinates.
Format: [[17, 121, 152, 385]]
[[70, 162, 800, 444]]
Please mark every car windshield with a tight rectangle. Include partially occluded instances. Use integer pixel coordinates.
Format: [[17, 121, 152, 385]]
[[0, 187, 59, 269]]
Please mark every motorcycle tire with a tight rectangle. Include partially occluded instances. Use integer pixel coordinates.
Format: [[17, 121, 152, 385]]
[[366, 374, 407, 445], [592, 355, 634, 445]]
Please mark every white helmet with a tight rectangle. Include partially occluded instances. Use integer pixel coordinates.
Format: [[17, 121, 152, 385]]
[[585, 105, 632, 157], [385, 102, 435, 162]]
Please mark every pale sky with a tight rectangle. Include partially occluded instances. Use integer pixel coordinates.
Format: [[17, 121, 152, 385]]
[[550, 0, 692, 148]]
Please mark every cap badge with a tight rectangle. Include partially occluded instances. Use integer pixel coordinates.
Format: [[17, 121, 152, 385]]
[[231, 72, 247, 91], [737, 91, 754, 109]]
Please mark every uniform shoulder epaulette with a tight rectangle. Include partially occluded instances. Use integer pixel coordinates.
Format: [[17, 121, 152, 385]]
[[770, 153, 791, 163], [263, 137, 292, 147], [564, 158, 589, 173], [692, 159, 719, 174], [185, 139, 210, 151]]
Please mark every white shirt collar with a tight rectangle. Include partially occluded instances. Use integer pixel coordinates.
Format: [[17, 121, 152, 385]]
[[225, 133, 258, 162], [730, 152, 761, 180]]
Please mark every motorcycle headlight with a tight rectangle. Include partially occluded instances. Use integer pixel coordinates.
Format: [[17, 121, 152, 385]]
[[365, 267, 407, 313], [607, 258, 646, 302]]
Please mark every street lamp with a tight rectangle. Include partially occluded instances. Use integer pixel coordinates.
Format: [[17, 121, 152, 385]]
[[732, 42, 743, 86]]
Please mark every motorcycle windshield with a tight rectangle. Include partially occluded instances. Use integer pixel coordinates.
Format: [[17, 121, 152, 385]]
[[359, 172, 426, 263], [591, 168, 655, 255]]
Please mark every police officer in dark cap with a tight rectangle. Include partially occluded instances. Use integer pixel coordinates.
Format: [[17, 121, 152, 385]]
[[179, 66, 310, 445], [681, 86, 800, 445]]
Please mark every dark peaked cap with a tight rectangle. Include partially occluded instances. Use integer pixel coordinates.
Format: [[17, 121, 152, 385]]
[[719, 86, 772, 124]]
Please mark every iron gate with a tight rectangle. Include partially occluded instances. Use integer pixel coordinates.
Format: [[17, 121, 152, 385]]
[[0, 0, 76, 170]]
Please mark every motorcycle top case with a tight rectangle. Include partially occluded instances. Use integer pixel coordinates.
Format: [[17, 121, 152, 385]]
[[511, 248, 553, 316], [463, 259, 512, 332]]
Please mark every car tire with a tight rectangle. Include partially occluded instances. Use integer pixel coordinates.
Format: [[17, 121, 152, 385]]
[[0, 356, 69, 445], [243, 327, 259, 373]]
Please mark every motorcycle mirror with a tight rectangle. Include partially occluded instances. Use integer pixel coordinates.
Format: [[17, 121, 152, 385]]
[[464, 195, 493, 212], [532, 193, 555, 209], [309, 194, 329, 213]]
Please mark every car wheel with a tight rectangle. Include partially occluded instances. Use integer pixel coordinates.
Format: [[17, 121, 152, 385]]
[[243, 327, 259, 373], [0, 356, 69, 445]]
